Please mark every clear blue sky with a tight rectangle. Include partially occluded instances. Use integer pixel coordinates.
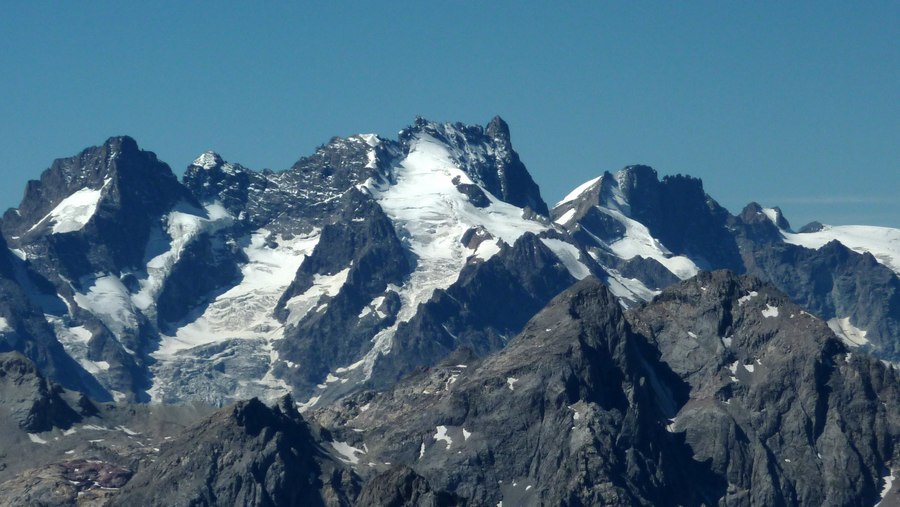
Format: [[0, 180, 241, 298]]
[[1, 2, 897, 227]]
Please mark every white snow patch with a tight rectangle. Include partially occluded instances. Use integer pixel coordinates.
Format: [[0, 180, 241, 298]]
[[722, 336, 733, 347], [877, 469, 895, 507], [761, 305, 779, 318], [9, 248, 26, 261], [598, 208, 699, 280], [330, 441, 365, 465], [473, 239, 501, 261], [463, 428, 472, 440], [603, 269, 660, 302], [434, 426, 453, 449], [556, 176, 602, 208], [738, 291, 759, 306], [728, 361, 740, 375], [666, 418, 678, 433], [336, 359, 365, 373], [73, 274, 139, 341], [553, 208, 577, 225], [506, 377, 519, 391], [154, 230, 319, 359], [783, 225, 900, 276], [283, 267, 350, 327], [0, 317, 12, 334], [81, 424, 109, 431], [358, 295, 388, 320], [762, 208, 783, 228], [687, 331, 698, 339], [28, 433, 48, 444], [44, 316, 110, 375], [419, 442, 426, 459], [192, 151, 222, 169], [744, 363, 755, 373], [359, 133, 380, 148], [116, 426, 139, 436], [541, 238, 591, 280], [30, 180, 109, 234], [828, 317, 870, 347], [296, 395, 321, 413]]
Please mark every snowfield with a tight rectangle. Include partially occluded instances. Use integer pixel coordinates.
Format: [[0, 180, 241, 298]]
[[28, 179, 110, 234], [783, 225, 900, 276], [354, 132, 549, 378]]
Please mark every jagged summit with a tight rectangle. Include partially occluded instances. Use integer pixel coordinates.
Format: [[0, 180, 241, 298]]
[[190, 150, 224, 170], [398, 116, 549, 215]]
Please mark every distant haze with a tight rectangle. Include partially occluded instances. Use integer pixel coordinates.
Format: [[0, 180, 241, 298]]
[[1, 2, 897, 228]]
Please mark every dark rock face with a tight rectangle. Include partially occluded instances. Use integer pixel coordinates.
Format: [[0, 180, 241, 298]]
[[155, 229, 243, 326], [369, 233, 582, 390], [60, 458, 133, 489], [109, 396, 358, 507], [316, 278, 723, 506], [183, 135, 393, 237], [274, 189, 412, 391], [616, 166, 743, 270], [354, 465, 465, 507], [736, 231, 900, 359], [629, 270, 900, 506], [0, 235, 104, 397], [0, 352, 79, 432], [311, 273, 900, 506]]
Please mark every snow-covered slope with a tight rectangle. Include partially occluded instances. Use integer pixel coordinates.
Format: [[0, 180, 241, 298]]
[[28, 180, 109, 234]]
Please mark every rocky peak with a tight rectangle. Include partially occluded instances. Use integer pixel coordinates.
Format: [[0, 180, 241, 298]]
[[0, 352, 80, 433], [3, 136, 186, 239], [399, 116, 549, 215], [736, 202, 791, 243], [739, 202, 792, 231], [108, 396, 358, 507], [486, 115, 511, 141], [616, 164, 659, 195], [190, 150, 225, 170]]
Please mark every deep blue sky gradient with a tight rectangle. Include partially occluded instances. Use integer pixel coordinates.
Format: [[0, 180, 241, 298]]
[[1, 2, 897, 227]]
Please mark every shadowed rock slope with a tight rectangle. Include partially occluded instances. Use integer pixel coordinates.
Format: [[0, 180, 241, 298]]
[[312, 273, 900, 506]]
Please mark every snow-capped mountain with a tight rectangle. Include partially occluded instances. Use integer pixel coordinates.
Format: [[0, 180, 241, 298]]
[[0, 117, 609, 407], [552, 166, 900, 361], [3, 117, 900, 506], [2, 118, 899, 411]]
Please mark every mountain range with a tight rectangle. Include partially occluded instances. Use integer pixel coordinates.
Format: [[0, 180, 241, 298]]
[[0, 117, 898, 506]]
